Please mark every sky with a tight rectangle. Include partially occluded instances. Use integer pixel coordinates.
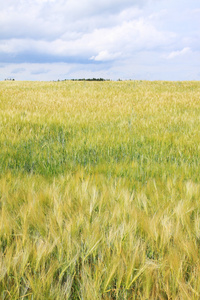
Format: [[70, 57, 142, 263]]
[[0, 0, 199, 81]]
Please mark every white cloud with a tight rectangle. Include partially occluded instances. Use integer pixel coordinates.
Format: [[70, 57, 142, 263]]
[[0, 17, 175, 61], [166, 47, 191, 59], [90, 51, 121, 61], [0, 0, 147, 39]]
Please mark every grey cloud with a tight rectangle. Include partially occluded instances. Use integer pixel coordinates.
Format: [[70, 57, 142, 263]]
[[0, 51, 94, 64], [40, 0, 147, 19]]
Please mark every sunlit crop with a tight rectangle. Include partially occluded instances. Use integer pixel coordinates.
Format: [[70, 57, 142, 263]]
[[0, 80, 200, 299]]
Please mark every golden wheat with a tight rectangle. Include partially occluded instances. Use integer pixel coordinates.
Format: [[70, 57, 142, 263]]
[[0, 80, 200, 299]]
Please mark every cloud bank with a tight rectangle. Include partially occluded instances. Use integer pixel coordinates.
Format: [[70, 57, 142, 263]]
[[0, 0, 199, 80]]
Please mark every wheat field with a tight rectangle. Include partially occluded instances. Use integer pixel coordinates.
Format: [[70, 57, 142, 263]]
[[0, 80, 200, 299]]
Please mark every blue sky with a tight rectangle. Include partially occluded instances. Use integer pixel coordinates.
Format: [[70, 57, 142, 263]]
[[0, 0, 199, 80]]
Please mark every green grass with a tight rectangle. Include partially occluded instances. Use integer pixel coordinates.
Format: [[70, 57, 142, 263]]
[[0, 80, 200, 299]]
